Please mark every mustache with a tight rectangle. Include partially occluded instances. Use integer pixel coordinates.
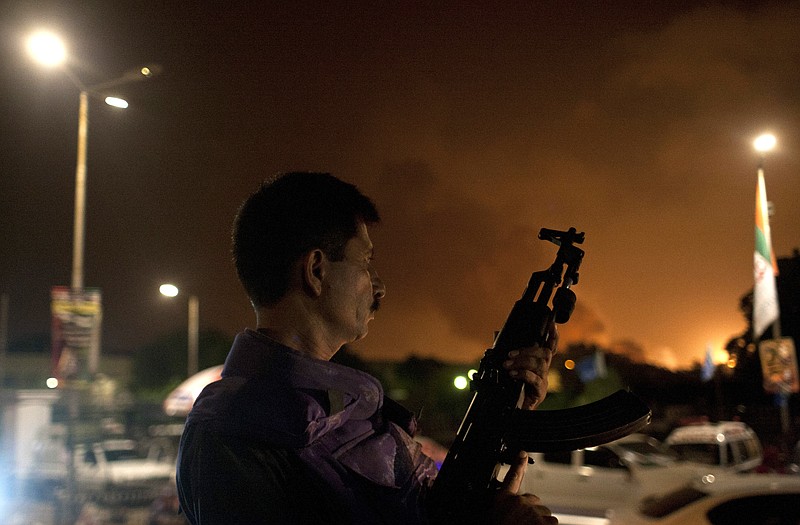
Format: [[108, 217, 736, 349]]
[[371, 298, 381, 312]]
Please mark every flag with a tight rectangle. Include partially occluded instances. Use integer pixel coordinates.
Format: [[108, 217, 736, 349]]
[[753, 170, 779, 339], [575, 351, 607, 383], [701, 345, 715, 382]]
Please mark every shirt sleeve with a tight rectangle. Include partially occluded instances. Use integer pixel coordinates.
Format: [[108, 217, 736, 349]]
[[176, 421, 346, 524]]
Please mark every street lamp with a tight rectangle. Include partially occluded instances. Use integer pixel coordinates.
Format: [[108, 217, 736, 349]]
[[752, 132, 793, 436], [753, 133, 777, 158], [160, 284, 200, 378], [27, 30, 157, 292]]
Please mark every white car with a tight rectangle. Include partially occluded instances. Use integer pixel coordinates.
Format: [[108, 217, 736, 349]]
[[27, 427, 175, 505], [518, 434, 699, 518], [664, 421, 763, 474], [607, 473, 800, 524]]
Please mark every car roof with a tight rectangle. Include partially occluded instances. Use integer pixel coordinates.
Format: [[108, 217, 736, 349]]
[[666, 421, 755, 442]]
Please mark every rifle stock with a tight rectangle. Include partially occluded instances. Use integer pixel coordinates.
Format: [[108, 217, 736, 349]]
[[428, 228, 651, 523]]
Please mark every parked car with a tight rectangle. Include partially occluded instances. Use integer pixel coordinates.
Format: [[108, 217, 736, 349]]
[[27, 425, 175, 504], [518, 434, 699, 517], [664, 421, 763, 473], [607, 473, 800, 524], [604, 433, 679, 467]]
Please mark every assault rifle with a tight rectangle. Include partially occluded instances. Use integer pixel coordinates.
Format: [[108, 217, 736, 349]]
[[428, 227, 651, 523]]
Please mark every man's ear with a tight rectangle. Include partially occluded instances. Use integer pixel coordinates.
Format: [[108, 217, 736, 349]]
[[302, 249, 326, 297]]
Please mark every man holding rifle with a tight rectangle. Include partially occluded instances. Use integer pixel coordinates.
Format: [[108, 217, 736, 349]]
[[176, 172, 558, 524]]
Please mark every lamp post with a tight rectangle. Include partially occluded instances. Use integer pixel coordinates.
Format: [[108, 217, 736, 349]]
[[27, 31, 158, 523], [752, 132, 793, 437], [160, 284, 200, 378], [26, 30, 157, 292]]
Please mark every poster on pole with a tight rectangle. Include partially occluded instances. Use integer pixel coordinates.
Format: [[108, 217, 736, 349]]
[[51, 286, 102, 382], [758, 337, 799, 394]]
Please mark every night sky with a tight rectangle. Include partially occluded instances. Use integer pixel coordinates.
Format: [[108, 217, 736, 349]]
[[2, 1, 799, 370]]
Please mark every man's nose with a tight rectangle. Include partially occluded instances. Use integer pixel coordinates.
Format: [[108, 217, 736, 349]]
[[371, 269, 386, 299]]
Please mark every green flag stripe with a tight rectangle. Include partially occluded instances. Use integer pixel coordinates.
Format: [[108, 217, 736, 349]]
[[755, 226, 771, 260]]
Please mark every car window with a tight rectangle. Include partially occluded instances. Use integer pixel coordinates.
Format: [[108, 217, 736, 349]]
[[542, 450, 572, 465], [618, 441, 660, 455], [669, 443, 721, 465], [724, 442, 735, 465], [743, 438, 760, 461], [103, 448, 141, 462], [729, 440, 749, 464], [584, 447, 626, 469], [84, 448, 97, 465], [706, 494, 800, 525]]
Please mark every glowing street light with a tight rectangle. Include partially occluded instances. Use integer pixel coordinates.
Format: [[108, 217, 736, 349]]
[[104, 96, 129, 109], [159, 283, 179, 298], [160, 284, 200, 378], [26, 30, 66, 67], [453, 376, 469, 390], [753, 133, 777, 155]]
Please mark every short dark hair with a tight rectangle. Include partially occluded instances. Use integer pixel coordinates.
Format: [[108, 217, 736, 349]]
[[232, 172, 380, 307]]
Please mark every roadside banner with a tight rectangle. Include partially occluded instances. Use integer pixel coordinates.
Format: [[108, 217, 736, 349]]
[[51, 286, 102, 381], [758, 337, 799, 394]]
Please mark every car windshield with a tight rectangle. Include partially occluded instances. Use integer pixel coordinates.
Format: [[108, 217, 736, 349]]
[[617, 440, 678, 464], [639, 486, 707, 518], [668, 443, 721, 465], [619, 442, 659, 455], [103, 448, 141, 462]]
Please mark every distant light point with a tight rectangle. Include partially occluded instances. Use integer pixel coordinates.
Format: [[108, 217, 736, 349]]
[[453, 376, 469, 390]]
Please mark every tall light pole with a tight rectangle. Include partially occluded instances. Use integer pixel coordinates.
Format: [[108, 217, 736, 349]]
[[26, 32, 158, 523], [160, 284, 200, 378], [752, 132, 794, 437], [26, 30, 157, 292]]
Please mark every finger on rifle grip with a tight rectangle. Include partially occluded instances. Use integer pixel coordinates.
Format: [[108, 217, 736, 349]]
[[500, 450, 529, 494]]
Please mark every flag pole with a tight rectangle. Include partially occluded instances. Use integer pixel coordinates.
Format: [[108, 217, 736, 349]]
[[754, 134, 790, 438]]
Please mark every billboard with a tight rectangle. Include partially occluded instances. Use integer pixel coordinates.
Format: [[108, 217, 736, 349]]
[[51, 286, 102, 382], [758, 337, 799, 395]]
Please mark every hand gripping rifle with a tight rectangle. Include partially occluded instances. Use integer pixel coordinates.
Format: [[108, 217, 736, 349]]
[[428, 227, 651, 523]]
